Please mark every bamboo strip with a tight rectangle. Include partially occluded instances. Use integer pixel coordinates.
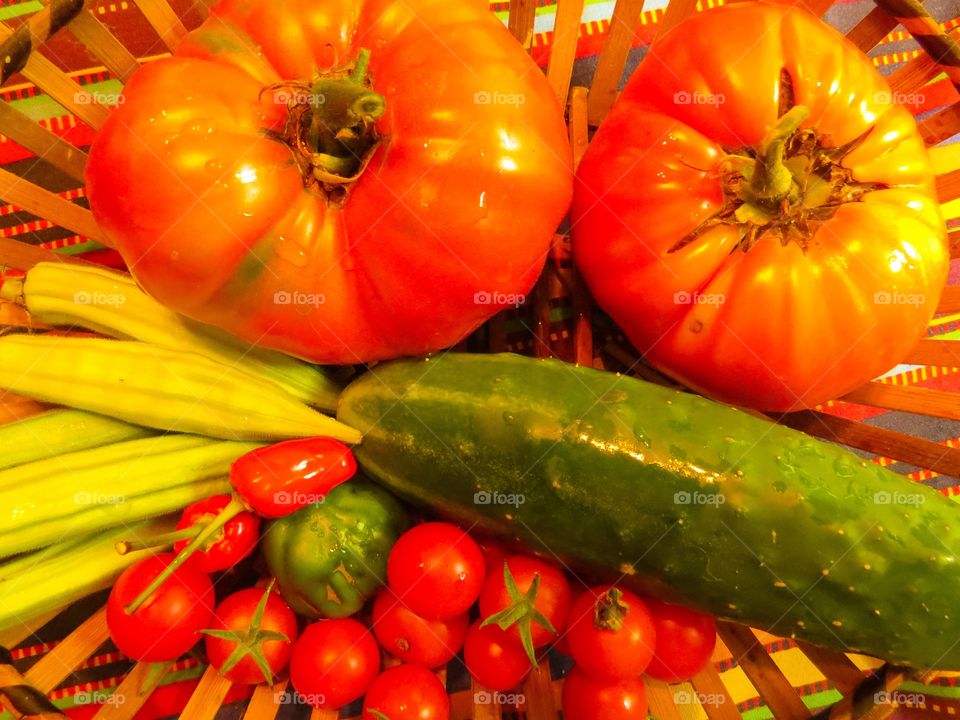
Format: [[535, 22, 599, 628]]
[[471, 677, 501, 720], [308, 708, 339, 720], [0, 169, 103, 243], [796, 641, 867, 696], [507, 0, 537, 47], [241, 681, 284, 720], [777, 410, 960, 477], [717, 623, 812, 719], [178, 665, 232, 720], [841, 382, 960, 421], [918, 102, 960, 145], [653, 0, 697, 42], [12, 52, 110, 130], [846, 6, 900, 51], [689, 666, 742, 720], [0, 99, 87, 180], [25, 608, 107, 692], [587, 0, 644, 125], [0, 237, 86, 271], [568, 86, 589, 170], [872, 0, 960, 93], [546, 0, 585, 108], [936, 168, 960, 203], [645, 677, 685, 720], [521, 660, 557, 719], [0, 0, 85, 85], [903, 338, 960, 366], [131, 0, 188, 51], [91, 662, 158, 720], [66, 6, 140, 82]]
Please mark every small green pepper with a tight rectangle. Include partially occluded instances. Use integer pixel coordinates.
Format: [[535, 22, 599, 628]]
[[262, 480, 408, 618]]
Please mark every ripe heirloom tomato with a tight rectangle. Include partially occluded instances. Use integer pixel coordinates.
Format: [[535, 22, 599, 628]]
[[85, 0, 572, 364], [572, 2, 948, 412]]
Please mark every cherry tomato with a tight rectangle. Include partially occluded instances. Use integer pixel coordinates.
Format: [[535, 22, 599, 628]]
[[289, 619, 380, 709], [106, 554, 214, 662], [204, 586, 298, 685], [362, 665, 450, 720], [643, 598, 717, 682], [371, 590, 468, 668], [561, 667, 648, 720], [387, 523, 485, 620], [174, 494, 260, 573], [479, 555, 572, 651], [477, 538, 510, 581], [463, 620, 531, 691], [231, 437, 357, 518], [566, 586, 656, 680]]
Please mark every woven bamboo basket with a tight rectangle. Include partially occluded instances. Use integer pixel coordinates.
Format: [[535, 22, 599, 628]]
[[0, 0, 958, 718]]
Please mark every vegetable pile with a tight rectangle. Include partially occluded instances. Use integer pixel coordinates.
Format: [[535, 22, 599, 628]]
[[0, 0, 955, 716]]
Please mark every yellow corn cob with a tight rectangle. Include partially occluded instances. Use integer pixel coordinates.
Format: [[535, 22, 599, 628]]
[[2, 261, 341, 411], [0, 334, 361, 443]]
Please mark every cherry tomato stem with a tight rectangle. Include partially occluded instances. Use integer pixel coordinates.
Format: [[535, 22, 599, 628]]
[[125, 497, 245, 614], [115, 525, 202, 555]]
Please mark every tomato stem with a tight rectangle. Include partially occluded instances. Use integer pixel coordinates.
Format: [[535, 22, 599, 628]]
[[593, 587, 628, 632], [744, 105, 810, 203], [124, 497, 246, 614], [115, 525, 202, 555]]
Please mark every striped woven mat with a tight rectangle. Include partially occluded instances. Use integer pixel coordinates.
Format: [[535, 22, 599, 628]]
[[0, 0, 959, 717]]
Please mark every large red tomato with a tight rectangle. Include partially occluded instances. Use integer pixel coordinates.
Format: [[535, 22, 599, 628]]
[[86, 0, 572, 364], [571, 2, 947, 412]]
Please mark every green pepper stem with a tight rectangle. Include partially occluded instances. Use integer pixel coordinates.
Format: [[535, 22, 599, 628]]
[[747, 105, 810, 203], [115, 525, 201, 555], [125, 497, 246, 614]]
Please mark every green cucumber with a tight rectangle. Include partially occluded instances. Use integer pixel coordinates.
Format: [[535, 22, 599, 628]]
[[338, 353, 960, 670]]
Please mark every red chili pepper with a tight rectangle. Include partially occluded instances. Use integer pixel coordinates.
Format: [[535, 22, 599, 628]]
[[174, 494, 261, 573], [230, 437, 357, 519]]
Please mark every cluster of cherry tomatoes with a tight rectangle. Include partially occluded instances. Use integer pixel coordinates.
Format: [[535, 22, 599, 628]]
[[101, 437, 717, 718]]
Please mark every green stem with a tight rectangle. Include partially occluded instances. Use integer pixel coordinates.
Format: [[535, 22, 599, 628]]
[[115, 524, 202, 555], [125, 497, 245, 614], [0, 278, 22, 303], [746, 105, 810, 203]]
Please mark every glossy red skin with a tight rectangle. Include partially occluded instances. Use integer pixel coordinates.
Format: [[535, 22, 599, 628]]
[[567, 586, 656, 680], [106, 554, 214, 662], [175, 494, 260, 573], [362, 665, 450, 720], [479, 555, 572, 648], [289, 619, 380, 709], [85, 0, 572, 364], [371, 590, 469, 668], [643, 598, 717, 683], [387, 523, 486, 621], [561, 668, 648, 720], [204, 587, 299, 685], [230, 437, 356, 518], [571, 2, 948, 412], [463, 620, 531, 692]]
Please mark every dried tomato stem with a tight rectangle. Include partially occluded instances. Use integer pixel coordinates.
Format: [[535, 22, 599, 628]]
[[745, 105, 810, 203]]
